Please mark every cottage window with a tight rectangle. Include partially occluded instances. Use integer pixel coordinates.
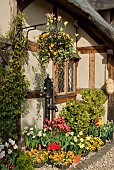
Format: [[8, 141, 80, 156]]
[[53, 61, 77, 103]]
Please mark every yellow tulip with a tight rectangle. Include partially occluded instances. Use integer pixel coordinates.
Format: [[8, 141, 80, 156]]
[[64, 21, 68, 27]]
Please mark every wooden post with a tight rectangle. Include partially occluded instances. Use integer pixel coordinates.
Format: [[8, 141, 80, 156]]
[[89, 53, 95, 89]]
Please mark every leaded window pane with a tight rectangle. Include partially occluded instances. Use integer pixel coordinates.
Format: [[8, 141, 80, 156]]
[[58, 65, 65, 93], [68, 61, 73, 92]]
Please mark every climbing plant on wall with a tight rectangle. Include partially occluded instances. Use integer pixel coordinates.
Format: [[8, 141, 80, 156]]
[[0, 13, 29, 141]]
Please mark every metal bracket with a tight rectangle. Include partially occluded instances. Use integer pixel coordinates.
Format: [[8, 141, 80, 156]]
[[21, 23, 45, 38]]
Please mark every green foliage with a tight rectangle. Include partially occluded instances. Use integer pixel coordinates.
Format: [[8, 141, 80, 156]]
[[0, 13, 29, 141], [81, 89, 106, 122], [59, 99, 90, 135], [16, 150, 34, 170]]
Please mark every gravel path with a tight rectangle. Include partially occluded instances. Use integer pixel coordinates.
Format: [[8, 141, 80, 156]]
[[82, 147, 114, 170]]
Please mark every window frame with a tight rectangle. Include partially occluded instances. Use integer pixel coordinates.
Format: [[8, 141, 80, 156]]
[[52, 60, 78, 104]]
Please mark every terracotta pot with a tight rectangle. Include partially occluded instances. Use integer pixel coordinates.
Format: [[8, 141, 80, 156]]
[[73, 154, 81, 163]]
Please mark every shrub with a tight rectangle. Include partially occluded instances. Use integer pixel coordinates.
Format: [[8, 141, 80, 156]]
[[81, 89, 106, 122], [59, 99, 90, 135], [16, 150, 34, 170]]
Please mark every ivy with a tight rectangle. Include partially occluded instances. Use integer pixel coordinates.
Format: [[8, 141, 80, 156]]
[[0, 13, 29, 141]]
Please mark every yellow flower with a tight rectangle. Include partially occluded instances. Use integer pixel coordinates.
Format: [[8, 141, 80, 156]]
[[64, 21, 68, 27], [50, 43, 54, 47], [50, 19, 53, 23], [75, 33, 79, 37], [53, 51, 58, 55], [66, 34, 70, 39]]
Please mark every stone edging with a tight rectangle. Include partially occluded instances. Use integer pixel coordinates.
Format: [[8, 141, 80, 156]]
[[73, 139, 114, 170]]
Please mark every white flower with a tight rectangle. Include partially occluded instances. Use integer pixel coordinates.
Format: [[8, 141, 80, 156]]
[[13, 144, 18, 150], [38, 131, 42, 137], [70, 142, 74, 145], [44, 128, 47, 132], [80, 144, 84, 148], [86, 136, 91, 141], [80, 138, 84, 142], [11, 140, 15, 146], [8, 138, 12, 143], [43, 133, 46, 137], [78, 143, 84, 148], [79, 131, 83, 136], [65, 133, 69, 137], [5, 142, 9, 148], [8, 149, 12, 154], [24, 126, 28, 130], [30, 127, 33, 131], [29, 131, 34, 135], [8, 138, 15, 145], [70, 132, 74, 136], [0, 144, 4, 149], [74, 136, 78, 142], [32, 136, 35, 139], [27, 132, 30, 136], [0, 151, 5, 159]]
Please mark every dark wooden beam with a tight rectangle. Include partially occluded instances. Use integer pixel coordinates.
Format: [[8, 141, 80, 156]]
[[17, 0, 34, 11], [27, 90, 44, 99], [0, 49, 8, 65], [88, 0, 114, 11]]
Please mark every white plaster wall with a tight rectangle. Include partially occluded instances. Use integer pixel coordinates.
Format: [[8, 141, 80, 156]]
[[95, 53, 108, 88], [77, 54, 89, 88], [23, 0, 53, 41], [77, 27, 98, 47], [0, 0, 10, 35], [21, 98, 45, 129]]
